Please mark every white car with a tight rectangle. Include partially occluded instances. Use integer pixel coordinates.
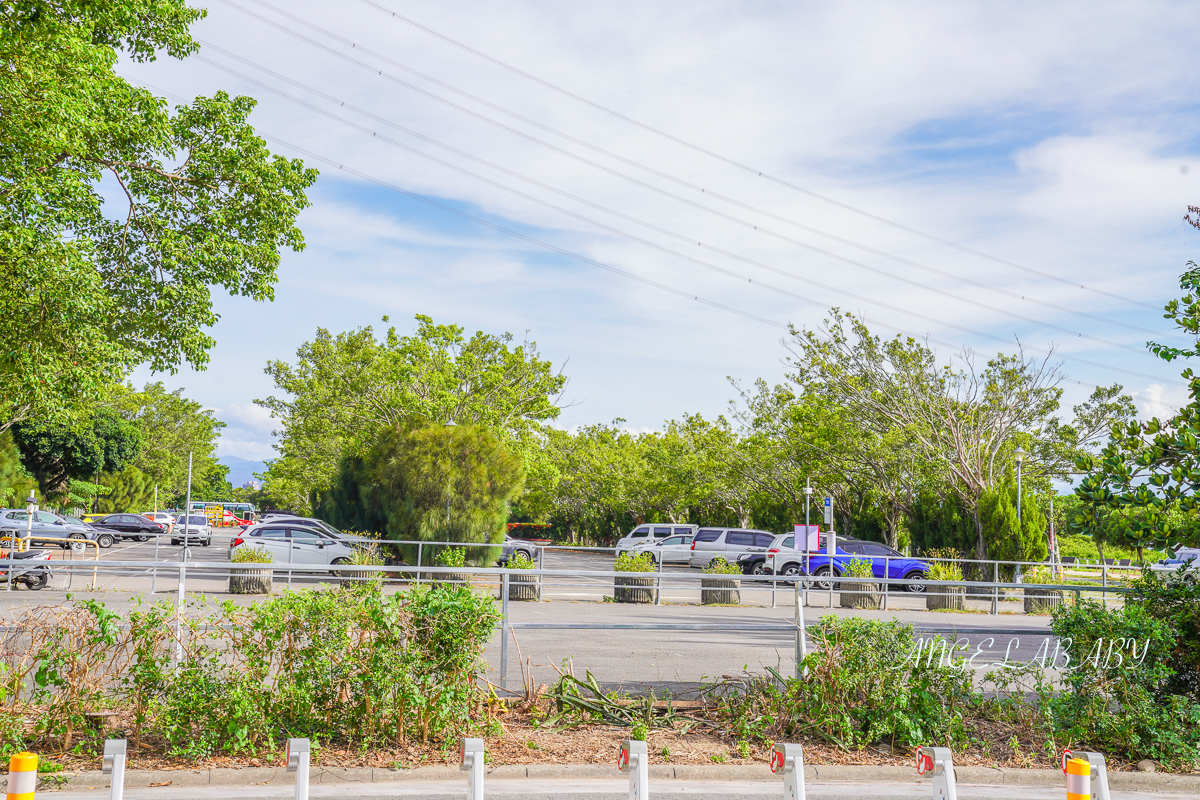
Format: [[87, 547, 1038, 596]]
[[171, 514, 212, 546], [621, 533, 694, 564], [230, 521, 356, 573], [1150, 547, 1200, 582], [142, 512, 175, 534], [616, 524, 698, 555]]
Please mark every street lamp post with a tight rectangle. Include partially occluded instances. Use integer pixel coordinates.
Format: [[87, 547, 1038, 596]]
[[1014, 447, 1025, 581]]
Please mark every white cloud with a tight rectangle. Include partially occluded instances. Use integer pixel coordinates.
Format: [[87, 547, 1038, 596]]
[[1132, 382, 1189, 422], [215, 437, 278, 462], [221, 403, 277, 435]]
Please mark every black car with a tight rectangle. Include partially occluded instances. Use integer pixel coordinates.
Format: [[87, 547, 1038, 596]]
[[92, 513, 162, 542]]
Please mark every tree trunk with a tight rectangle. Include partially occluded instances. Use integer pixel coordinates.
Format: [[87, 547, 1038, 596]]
[[1136, 544, 1143, 564], [973, 503, 986, 562]]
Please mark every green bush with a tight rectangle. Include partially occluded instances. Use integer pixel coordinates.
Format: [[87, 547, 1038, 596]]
[[842, 557, 873, 579], [3, 584, 500, 758], [507, 552, 536, 569], [435, 547, 466, 568], [702, 558, 742, 575], [230, 545, 273, 564], [924, 548, 964, 582], [708, 617, 974, 751], [614, 551, 655, 573]]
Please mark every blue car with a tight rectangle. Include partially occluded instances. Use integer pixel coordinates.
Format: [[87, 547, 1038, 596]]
[[766, 535, 930, 593]]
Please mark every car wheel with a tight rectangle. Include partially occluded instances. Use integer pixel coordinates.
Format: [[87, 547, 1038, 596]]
[[171, 539, 179, 546], [68, 533, 87, 553], [96, 533, 114, 549], [904, 571, 928, 593], [750, 561, 770, 576], [780, 563, 802, 577], [813, 567, 837, 591], [202, 538, 210, 547], [330, 557, 352, 578], [136, 536, 149, 543]]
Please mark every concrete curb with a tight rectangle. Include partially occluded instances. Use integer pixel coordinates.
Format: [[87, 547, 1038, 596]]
[[42, 763, 1200, 792]]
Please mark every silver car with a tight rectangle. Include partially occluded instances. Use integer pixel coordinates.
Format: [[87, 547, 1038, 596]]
[[230, 521, 355, 573], [687, 528, 776, 569], [0, 510, 101, 551]]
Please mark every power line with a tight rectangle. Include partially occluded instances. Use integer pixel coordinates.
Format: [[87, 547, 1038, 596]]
[[178, 54, 1184, 387], [473, 0, 1180, 219], [122, 75, 1165, 394], [339, 0, 1164, 311], [194, 46, 1156, 357], [211, 0, 1182, 340]]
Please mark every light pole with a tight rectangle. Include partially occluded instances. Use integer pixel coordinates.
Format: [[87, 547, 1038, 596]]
[[1014, 447, 1025, 528]]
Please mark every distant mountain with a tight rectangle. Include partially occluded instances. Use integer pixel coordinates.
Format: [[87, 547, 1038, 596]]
[[219, 456, 268, 487]]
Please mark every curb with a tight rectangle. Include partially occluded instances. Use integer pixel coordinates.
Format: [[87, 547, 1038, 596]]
[[41, 763, 1200, 792]]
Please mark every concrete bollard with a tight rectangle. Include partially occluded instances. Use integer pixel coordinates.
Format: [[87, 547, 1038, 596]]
[[6, 752, 37, 800], [617, 739, 648, 800], [285, 738, 309, 800], [102, 740, 126, 800], [915, 746, 957, 800], [460, 738, 484, 800], [770, 742, 806, 800], [1062, 750, 1110, 800]]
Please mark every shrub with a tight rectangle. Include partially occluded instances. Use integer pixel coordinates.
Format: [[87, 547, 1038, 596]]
[[842, 557, 873, 579], [1024, 565, 1052, 585], [924, 548, 963, 582], [435, 547, 466, 568], [507, 552, 536, 570], [614, 551, 655, 573], [702, 558, 742, 575], [230, 545, 273, 564]]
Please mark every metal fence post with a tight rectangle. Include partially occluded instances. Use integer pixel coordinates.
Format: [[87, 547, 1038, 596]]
[[1101, 562, 1107, 603], [794, 578, 807, 679], [916, 745, 958, 800], [174, 564, 186, 669], [500, 572, 510, 692], [416, 542, 423, 585], [654, 555, 661, 606], [460, 738, 484, 800], [770, 742, 805, 800], [882, 557, 889, 611], [103, 739, 126, 800], [991, 562, 999, 615], [537, 546, 544, 602], [286, 738, 309, 800], [617, 739, 648, 800]]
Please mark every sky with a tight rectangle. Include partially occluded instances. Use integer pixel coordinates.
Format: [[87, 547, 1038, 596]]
[[121, 0, 1200, 462]]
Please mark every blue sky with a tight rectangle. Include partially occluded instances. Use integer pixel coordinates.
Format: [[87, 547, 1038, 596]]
[[124, 0, 1200, 460]]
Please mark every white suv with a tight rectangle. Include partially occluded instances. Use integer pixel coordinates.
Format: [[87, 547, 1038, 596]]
[[616, 524, 698, 556], [688, 528, 776, 569]]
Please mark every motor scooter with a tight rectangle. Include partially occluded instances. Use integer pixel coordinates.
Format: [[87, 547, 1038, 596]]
[[0, 548, 53, 590]]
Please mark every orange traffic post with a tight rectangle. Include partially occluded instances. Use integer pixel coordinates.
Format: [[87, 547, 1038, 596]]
[[1066, 757, 1090, 800], [7, 752, 37, 800]]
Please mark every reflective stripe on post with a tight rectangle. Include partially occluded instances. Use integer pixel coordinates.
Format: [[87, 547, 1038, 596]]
[[102, 740, 126, 800], [1066, 757, 1090, 800], [770, 742, 805, 800], [7, 752, 37, 800], [285, 738, 309, 800], [1061, 750, 1109, 800], [460, 738, 484, 800], [915, 746, 957, 800], [618, 739, 648, 800]]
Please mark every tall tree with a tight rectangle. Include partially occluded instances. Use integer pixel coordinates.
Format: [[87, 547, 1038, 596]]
[[0, 0, 316, 429], [12, 410, 141, 500], [259, 315, 566, 512]]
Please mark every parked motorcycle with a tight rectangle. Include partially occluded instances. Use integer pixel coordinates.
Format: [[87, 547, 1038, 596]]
[[0, 549, 53, 590]]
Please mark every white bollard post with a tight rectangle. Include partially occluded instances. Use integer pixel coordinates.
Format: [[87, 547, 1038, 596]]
[[617, 739, 648, 800], [916, 746, 958, 800], [460, 738, 484, 800], [770, 742, 806, 800], [1062, 749, 1111, 800], [102, 739, 126, 800], [285, 738, 309, 800]]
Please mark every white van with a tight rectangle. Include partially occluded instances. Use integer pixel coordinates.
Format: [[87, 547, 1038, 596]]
[[616, 524, 698, 557]]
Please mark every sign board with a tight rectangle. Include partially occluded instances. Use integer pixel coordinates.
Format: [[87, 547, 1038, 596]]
[[793, 524, 820, 552], [823, 496, 833, 525]]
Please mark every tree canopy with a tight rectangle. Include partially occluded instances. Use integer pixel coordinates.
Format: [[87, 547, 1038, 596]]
[[0, 0, 317, 429], [258, 315, 565, 512], [12, 409, 141, 500]]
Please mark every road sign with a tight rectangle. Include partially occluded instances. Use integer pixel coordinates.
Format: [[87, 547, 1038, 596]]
[[823, 497, 832, 525]]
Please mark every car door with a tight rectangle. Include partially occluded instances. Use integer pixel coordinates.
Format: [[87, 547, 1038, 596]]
[[656, 535, 687, 563], [287, 527, 329, 565], [36, 511, 67, 541], [248, 526, 290, 562]]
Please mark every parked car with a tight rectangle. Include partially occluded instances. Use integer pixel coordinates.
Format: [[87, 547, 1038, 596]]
[[760, 533, 930, 592], [0, 510, 101, 551], [1150, 547, 1200, 582], [498, 535, 538, 566], [62, 516, 118, 549], [142, 512, 175, 534], [616, 524, 699, 555], [171, 514, 212, 546], [687, 528, 777, 569], [92, 513, 163, 543], [628, 532, 695, 564], [229, 522, 356, 575], [243, 516, 347, 540]]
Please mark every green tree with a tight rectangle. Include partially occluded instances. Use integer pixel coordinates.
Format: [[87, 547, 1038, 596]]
[[0, 0, 317, 429], [189, 461, 237, 502], [259, 315, 565, 512], [318, 423, 524, 564], [0, 431, 37, 508], [1076, 261, 1200, 551], [95, 464, 155, 513], [12, 410, 141, 500], [106, 382, 225, 498]]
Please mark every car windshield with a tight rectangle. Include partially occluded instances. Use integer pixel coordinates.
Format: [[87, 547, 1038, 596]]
[[65, 517, 85, 526]]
